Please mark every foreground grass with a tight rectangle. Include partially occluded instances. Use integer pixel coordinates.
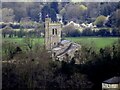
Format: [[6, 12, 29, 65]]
[[2, 37, 119, 50]]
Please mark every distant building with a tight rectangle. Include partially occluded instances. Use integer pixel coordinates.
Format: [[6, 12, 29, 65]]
[[102, 76, 120, 90], [44, 17, 81, 63], [66, 21, 80, 29]]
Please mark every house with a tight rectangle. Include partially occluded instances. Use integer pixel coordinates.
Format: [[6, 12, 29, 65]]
[[102, 76, 120, 90]]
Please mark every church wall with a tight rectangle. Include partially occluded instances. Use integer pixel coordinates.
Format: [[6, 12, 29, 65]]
[[49, 25, 61, 48], [45, 18, 62, 50]]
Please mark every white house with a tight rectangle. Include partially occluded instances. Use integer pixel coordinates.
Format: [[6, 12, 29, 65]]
[[102, 76, 120, 90]]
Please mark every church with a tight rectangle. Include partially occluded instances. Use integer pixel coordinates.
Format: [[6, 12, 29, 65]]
[[44, 17, 81, 64]]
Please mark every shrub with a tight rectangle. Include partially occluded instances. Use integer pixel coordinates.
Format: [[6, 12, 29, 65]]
[[94, 15, 107, 27]]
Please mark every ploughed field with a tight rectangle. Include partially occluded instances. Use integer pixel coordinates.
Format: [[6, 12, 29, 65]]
[[2, 37, 119, 50]]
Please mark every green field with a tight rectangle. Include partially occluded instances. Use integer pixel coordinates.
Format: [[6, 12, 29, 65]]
[[66, 37, 119, 49], [2, 37, 119, 50], [2, 37, 44, 45]]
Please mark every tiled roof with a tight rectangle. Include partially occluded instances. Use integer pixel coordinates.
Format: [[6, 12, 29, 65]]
[[103, 76, 120, 84], [52, 40, 81, 61], [60, 40, 71, 44]]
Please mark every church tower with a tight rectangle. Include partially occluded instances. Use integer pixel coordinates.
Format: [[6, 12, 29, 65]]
[[45, 17, 62, 50]]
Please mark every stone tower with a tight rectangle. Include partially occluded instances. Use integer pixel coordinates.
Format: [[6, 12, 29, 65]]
[[45, 18, 62, 50]]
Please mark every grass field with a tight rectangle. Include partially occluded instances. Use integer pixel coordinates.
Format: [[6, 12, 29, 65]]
[[2, 37, 119, 50], [2, 37, 44, 45], [66, 37, 119, 49]]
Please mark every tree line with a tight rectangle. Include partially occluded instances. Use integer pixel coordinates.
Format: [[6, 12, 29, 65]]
[[1, 2, 120, 24], [62, 27, 120, 37], [1, 2, 120, 38]]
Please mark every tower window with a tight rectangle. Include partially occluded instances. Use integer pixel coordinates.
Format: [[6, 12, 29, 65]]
[[52, 28, 57, 35], [55, 29, 57, 35], [53, 52, 56, 56], [52, 29, 54, 35]]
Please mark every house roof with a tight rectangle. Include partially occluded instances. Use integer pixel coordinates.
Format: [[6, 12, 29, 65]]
[[103, 76, 120, 84]]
